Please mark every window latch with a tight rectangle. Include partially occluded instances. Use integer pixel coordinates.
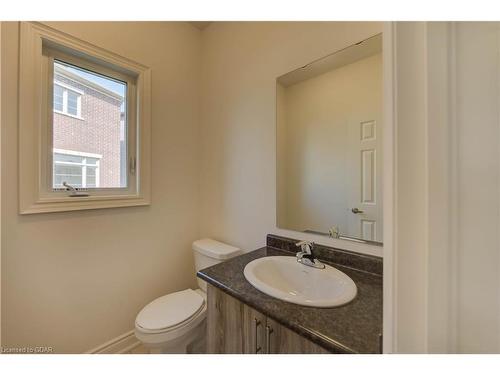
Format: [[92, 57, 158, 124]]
[[129, 157, 137, 176], [63, 182, 89, 197]]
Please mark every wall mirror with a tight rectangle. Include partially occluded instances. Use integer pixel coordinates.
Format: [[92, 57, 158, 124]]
[[276, 34, 383, 245]]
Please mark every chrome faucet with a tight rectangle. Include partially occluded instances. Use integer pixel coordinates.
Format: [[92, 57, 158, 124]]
[[295, 241, 325, 269]]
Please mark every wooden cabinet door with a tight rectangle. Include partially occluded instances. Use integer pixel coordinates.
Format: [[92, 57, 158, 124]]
[[242, 303, 267, 354], [265, 318, 329, 354], [206, 284, 245, 353], [206, 284, 266, 354]]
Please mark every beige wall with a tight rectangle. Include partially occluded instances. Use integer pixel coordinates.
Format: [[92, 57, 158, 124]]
[[278, 53, 382, 235], [1, 22, 201, 353], [200, 22, 383, 253]]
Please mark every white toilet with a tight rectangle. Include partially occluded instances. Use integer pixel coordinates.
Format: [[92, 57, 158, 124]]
[[134, 238, 241, 353]]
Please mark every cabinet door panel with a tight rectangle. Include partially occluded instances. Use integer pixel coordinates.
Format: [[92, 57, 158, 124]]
[[265, 318, 329, 354], [242, 304, 266, 354], [206, 285, 245, 353]]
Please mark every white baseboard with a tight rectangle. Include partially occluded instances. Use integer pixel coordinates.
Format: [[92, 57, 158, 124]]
[[86, 330, 142, 354]]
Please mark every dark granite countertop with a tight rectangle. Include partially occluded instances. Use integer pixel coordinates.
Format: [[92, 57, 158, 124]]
[[197, 242, 382, 354]]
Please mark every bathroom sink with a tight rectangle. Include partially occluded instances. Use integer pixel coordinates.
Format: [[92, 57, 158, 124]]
[[243, 256, 357, 308]]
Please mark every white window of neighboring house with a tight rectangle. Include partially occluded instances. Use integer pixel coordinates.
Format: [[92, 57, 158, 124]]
[[19, 22, 151, 214], [53, 150, 101, 189], [53, 82, 83, 118]]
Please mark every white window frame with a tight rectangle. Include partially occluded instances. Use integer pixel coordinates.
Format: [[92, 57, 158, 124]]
[[53, 149, 102, 188], [19, 22, 151, 214], [53, 81, 83, 119]]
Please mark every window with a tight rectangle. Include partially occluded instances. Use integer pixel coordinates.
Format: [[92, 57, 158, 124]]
[[19, 22, 151, 214], [54, 84, 64, 112], [53, 150, 101, 188], [53, 80, 82, 118]]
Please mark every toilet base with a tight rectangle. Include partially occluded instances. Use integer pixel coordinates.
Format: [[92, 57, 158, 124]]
[[139, 320, 206, 354]]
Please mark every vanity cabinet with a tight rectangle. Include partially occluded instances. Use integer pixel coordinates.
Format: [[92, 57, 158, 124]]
[[206, 284, 329, 354]]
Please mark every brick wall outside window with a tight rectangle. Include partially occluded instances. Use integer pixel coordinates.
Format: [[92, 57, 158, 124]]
[[53, 73, 123, 188]]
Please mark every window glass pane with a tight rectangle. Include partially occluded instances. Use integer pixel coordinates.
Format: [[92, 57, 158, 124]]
[[54, 164, 83, 188], [67, 90, 79, 116], [54, 85, 63, 112], [54, 153, 82, 164], [87, 166, 96, 177], [53, 60, 127, 189], [87, 166, 97, 187]]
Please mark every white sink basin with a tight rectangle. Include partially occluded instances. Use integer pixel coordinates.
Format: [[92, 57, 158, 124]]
[[243, 256, 357, 308]]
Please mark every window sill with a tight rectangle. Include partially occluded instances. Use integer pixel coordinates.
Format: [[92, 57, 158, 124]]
[[54, 110, 84, 121], [20, 194, 150, 214]]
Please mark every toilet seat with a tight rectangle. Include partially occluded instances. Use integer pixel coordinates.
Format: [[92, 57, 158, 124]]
[[136, 289, 205, 334]]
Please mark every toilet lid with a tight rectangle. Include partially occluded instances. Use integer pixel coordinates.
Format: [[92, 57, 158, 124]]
[[136, 289, 205, 331]]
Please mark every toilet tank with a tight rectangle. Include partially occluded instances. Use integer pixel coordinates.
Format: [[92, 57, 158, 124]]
[[193, 238, 241, 291]]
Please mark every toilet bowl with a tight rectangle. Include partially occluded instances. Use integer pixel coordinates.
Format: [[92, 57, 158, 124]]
[[135, 289, 207, 353], [134, 239, 241, 353]]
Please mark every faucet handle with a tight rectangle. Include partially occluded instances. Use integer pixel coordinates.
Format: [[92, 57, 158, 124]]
[[295, 241, 325, 269], [295, 240, 314, 254]]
